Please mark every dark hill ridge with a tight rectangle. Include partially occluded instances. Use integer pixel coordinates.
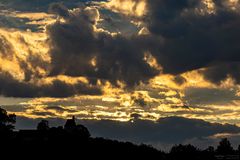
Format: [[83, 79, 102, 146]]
[[82, 116, 240, 144], [0, 108, 239, 159]]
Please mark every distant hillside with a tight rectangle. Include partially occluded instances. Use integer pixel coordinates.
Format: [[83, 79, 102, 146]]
[[0, 108, 239, 159]]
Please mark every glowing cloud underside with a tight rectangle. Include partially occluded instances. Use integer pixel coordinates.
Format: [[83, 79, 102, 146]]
[[1, 0, 240, 126]]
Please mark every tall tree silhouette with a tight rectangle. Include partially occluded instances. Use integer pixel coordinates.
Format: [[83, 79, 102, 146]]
[[64, 116, 90, 138], [216, 138, 234, 155], [64, 116, 76, 131], [0, 107, 16, 132], [37, 120, 49, 131], [169, 144, 200, 160], [238, 145, 240, 155]]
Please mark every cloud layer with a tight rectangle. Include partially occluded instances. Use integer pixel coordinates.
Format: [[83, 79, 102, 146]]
[[46, 0, 240, 88], [0, 0, 240, 131], [48, 4, 160, 86], [144, 0, 240, 82], [15, 116, 240, 150], [0, 0, 240, 98], [0, 72, 101, 98]]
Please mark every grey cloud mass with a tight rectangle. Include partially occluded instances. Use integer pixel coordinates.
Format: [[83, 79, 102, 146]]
[[1, 0, 240, 97], [0, 72, 101, 98], [145, 0, 240, 83], [184, 87, 240, 105], [46, 0, 240, 87], [48, 4, 160, 86], [0, 0, 90, 12]]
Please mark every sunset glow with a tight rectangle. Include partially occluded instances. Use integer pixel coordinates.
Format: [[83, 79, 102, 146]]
[[1, 0, 240, 149]]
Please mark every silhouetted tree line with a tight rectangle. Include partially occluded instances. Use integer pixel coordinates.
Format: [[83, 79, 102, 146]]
[[0, 108, 239, 159]]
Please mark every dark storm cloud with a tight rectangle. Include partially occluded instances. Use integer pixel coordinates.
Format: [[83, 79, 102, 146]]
[[2, 0, 239, 94], [0, 0, 92, 12], [184, 87, 240, 106], [48, 3, 70, 18], [0, 72, 102, 98], [173, 75, 187, 85], [202, 62, 240, 84], [0, 13, 44, 32], [145, 0, 240, 83], [47, 5, 160, 86], [46, 0, 240, 87], [0, 31, 102, 98]]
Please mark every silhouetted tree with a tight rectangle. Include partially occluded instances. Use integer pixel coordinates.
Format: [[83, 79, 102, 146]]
[[37, 120, 49, 131], [202, 146, 216, 160], [75, 124, 90, 138], [170, 144, 199, 160], [0, 107, 16, 132], [63, 116, 90, 138], [238, 145, 240, 155], [206, 146, 215, 153], [64, 116, 76, 131], [1, 108, 240, 159], [216, 138, 234, 155]]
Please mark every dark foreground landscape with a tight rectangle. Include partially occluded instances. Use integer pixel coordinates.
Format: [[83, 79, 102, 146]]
[[0, 107, 239, 159]]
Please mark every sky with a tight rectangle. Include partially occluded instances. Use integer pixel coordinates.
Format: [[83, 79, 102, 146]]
[[1, 0, 240, 150]]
